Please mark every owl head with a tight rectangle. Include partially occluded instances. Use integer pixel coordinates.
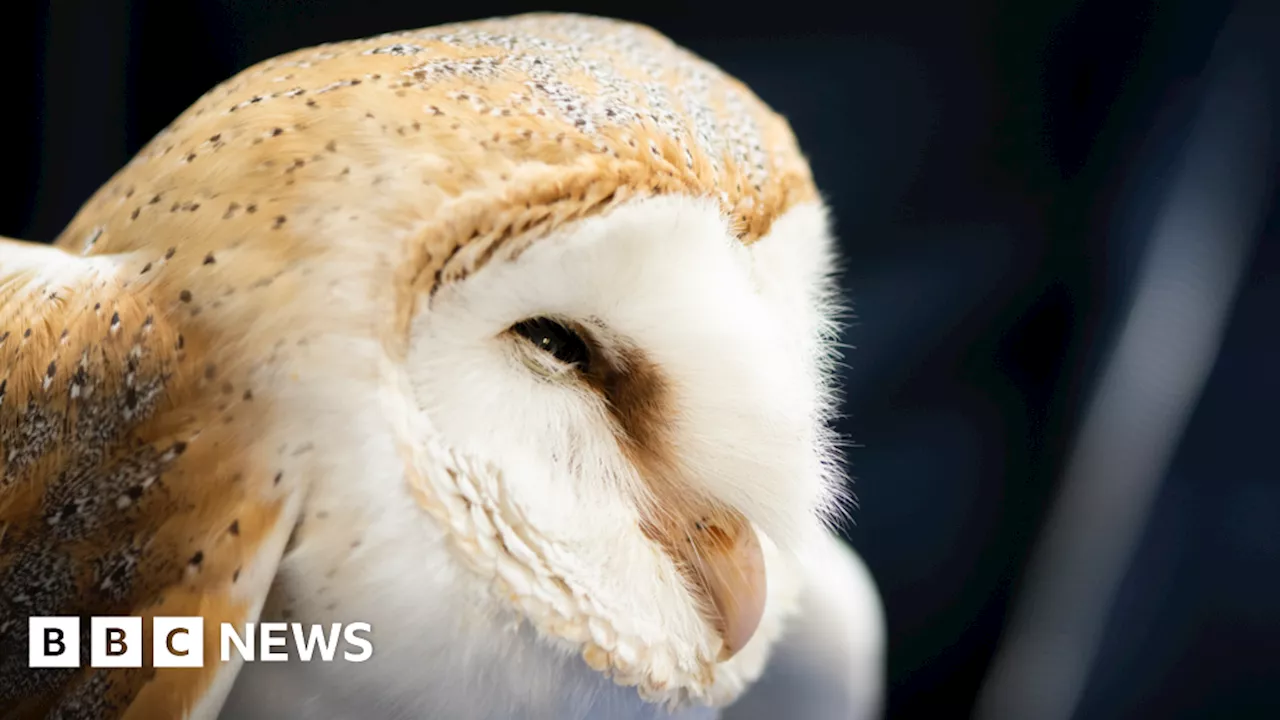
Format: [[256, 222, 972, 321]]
[[391, 186, 846, 704], [0, 12, 849, 716]]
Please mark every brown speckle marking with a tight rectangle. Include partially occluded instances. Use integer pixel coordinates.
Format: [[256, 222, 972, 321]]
[[203, 253, 216, 265], [179, 290, 193, 303]]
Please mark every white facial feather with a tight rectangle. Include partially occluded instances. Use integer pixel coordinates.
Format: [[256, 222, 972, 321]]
[[221, 194, 846, 718], [412, 194, 841, 550]]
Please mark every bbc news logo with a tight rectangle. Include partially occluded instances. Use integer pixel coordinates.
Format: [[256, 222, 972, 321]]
[[28, 617, 373, 668]]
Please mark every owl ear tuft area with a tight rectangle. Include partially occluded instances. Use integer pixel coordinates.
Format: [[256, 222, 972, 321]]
[[745, 201, 844, 369], [748, 201, 839, 298]]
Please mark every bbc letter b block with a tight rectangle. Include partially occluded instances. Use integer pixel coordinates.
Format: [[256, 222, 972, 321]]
[[28, 617, 80, 668], [91, 617, 143, 668]]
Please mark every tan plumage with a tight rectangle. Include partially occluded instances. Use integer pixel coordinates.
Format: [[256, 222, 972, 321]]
[[1, 13, 879, 720], [0, 232, 299, 718]]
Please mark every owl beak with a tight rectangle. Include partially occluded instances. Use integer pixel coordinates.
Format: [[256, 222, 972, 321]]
[[646, 506, 768, 662]]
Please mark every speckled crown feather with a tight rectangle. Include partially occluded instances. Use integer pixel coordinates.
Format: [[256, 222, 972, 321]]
[[60, 12, 816, 313]]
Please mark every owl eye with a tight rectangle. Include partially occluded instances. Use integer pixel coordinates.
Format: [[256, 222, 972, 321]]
[[511, 317, 590, 370]]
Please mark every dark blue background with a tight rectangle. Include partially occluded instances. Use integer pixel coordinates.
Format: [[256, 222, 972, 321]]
[[2, 1, 1275, 717]]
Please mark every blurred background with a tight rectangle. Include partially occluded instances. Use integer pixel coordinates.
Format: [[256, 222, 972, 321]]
[[2, 1, 1276, 718]]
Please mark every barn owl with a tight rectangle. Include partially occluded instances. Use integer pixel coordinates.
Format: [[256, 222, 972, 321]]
[[0, 12, 883, 720]]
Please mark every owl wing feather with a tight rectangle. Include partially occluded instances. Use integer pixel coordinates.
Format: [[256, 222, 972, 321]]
[[0, 237, 302, 720]]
